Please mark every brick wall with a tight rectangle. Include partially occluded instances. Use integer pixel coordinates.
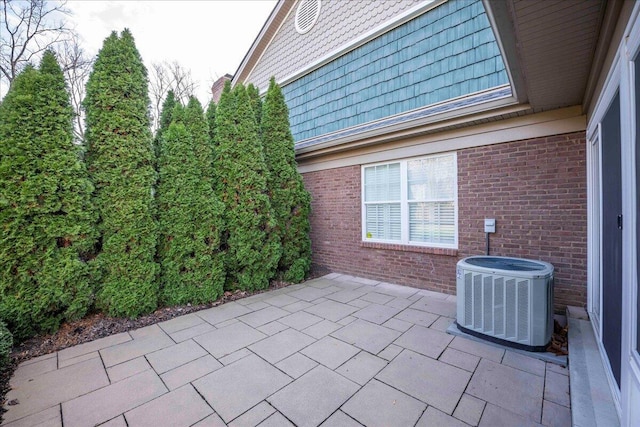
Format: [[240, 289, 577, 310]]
[[302, 131, 587, 310]]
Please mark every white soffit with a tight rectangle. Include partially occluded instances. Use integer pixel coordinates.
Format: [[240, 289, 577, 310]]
[[507, 0, 606, 110]]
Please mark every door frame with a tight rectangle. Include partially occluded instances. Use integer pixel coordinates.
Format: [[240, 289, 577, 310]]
[[620, 6, 640, 424], [587, 66, 622, 409], [586, 3, 640, 424]]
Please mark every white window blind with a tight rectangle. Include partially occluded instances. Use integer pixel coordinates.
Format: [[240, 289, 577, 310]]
[[364, 163, 401, 240], [362, 153, 457, 248]]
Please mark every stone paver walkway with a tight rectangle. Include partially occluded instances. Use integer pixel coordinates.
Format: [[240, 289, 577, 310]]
[[2, 274, 571, 426]]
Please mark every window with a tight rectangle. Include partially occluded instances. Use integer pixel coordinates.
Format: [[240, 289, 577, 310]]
[[362, 153, 457, 248]]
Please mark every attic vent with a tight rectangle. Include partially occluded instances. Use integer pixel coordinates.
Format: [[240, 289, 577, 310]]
[[295, 0, 321, 35]]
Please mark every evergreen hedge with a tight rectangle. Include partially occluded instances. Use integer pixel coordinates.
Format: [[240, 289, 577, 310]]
[[206, 100, 216, 144], [156, 118, 225, 305], [261, 77, 312, 283], [0, 52, 97, 340], [184, 97, 214, 182], [154, 90, 176, 159], [214, 82, 280, 291], [84, 30, 159, 317], [0, 34, 314, 335], [246, 83, 262, 128]]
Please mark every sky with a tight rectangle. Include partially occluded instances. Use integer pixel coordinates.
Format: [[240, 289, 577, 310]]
[[66, 0, 278, 103]]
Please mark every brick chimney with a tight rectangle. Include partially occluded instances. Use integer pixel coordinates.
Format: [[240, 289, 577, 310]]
[[211, 74, 233, 103]]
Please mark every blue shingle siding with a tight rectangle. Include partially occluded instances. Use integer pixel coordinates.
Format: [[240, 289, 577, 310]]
[[282, 0, 508, 143], [295, 86, 511, 150]]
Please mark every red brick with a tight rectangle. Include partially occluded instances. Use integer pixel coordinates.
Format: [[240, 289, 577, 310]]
[[302, 131, 587, 310]]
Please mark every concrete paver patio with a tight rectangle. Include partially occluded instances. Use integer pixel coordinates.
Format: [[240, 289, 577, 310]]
[[2, 274, 571, 426]]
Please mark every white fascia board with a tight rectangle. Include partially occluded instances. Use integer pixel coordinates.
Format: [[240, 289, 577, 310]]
[[232, 0, 287, 87]]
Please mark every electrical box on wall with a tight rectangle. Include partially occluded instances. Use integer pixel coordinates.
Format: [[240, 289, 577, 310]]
[[484, 219, 496, 233]]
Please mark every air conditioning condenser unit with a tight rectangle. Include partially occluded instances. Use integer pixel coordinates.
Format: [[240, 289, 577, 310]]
[[456, 256, 554, 352]]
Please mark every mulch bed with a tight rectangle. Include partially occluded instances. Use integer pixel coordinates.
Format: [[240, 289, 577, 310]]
[[0, 264, 331, 421], [547, 319, 569, 356]]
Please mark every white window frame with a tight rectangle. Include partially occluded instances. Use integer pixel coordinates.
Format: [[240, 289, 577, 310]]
[[361, 152, 458, 249]]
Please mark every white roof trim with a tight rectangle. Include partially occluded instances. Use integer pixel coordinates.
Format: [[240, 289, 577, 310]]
[[232, 1, 288, 86]]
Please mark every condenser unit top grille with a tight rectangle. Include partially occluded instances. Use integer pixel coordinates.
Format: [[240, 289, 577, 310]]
[[465, 257, 547, 271], [459, 256, 553, 279]]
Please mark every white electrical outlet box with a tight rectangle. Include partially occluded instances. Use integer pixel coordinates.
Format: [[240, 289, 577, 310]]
[[484, 219, 496, 233]]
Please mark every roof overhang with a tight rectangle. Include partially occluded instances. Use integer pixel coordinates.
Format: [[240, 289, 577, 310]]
[[485, 0, 612, 113]]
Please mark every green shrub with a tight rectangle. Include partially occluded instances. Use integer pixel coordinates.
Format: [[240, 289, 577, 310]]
[[156, 113, 225, 305], [0, 320, 12, 368], [206, 100, 216, 144], [246, 83, 262, 128], [0, 51, 97, 340], [154, 90, 177, 160], [214, 82, 281, 291], [184, 97, 214, 182], [261, 77, 312, 283], [84, 30, 159, 317]]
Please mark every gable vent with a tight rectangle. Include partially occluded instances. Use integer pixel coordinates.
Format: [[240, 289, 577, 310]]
[[295, 0, 321, 35]]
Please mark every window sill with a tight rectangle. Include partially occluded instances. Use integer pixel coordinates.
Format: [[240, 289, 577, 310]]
[[361, 241, 458, 256]]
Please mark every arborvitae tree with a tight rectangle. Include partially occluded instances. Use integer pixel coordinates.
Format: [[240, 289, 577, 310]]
[[0, 51, 97, 340], [84, 30, 159, 317], [214, 82, 280, 291], [171, 102, 185, 124], [261, 77, 312, 283], [156, 121, 225, 305], [247, 83, 262, 127], [153, 90, 176, 158], [205, 100, 216, 146], [183, 97, 213, 181]]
